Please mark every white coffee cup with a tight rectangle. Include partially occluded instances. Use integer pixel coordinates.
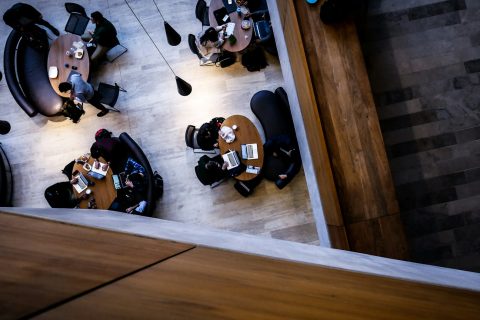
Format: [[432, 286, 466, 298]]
[[232, 125, 238, 130], [85, 189, 92, 195]]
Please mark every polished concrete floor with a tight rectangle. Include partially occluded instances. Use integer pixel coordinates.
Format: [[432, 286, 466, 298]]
[[0, 0, 318, 245], [360, 0, 480, 271]]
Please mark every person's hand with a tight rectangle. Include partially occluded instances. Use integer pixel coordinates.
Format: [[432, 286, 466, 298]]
[[102, 162, 109, 171], [70, 177, 78, 184], [279, 174, 288, 180], [94, 160, 100, 169], [126, 206, 137, 213], [213, 142, 219, 148], [88, 30, 93, 35], [245, 12, 252, 18], [222, 162, 229, 170]]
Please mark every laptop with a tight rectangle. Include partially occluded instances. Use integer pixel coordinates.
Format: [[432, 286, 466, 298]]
[[222, 150, 241, 170], [241, 143, 258, 160], [112, 172, 127, 190], [213, 7, 230, 25], [72, 172, 89, 193], [222, 0, 238, 13], [88, 161, 108, 180]]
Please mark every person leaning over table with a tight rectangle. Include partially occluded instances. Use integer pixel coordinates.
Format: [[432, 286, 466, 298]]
[[3, 2, 59, 36], [195, 25, 227, 59], [90, 129, 128, 173], [58, 73, 109, 117], [81, 11, 119, 64], [109, 158, 147, 215]]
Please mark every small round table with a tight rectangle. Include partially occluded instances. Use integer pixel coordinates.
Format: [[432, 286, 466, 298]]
[[72, 156, 116, 209], [47, 34, 90, 98], [218, 115, 264, 181], [209, 0, 253, 52]]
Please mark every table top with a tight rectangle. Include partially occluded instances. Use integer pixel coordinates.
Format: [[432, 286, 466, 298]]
[[218, 115, 264, 181], [47, 34, 90, 98], [209, 0, 253, 52], [72, 156, 116, 210]]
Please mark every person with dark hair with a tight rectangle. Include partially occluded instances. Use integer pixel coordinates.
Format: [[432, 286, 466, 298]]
[[3, 2, 59, 36], [109, 158, 147, 215], [195, 25, 226, 58], [90, 129, 128, 173], [196, 117, 225, 150], [58, 73, 109, 117], [81, 11, 119, 64]]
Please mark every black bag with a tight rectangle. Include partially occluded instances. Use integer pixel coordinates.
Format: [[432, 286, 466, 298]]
[[216, 52, 236, 68], [241, 46, 268, 72], [62, 99, 85, 123], [153, 171, 164, 199]]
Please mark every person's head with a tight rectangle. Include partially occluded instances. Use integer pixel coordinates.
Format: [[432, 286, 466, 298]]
[[126, 172, 144, 189], [205, 161, 220, 172], [90, 11, 104, 24], [58, 82, 72, 93], [95, 128, 112, 141], [200, 27, 218, 44]]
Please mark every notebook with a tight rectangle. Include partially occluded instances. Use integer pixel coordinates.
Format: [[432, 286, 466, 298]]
[[241, 143, 258, 160], [222, 150, 241, 170], [214, 7, 230, 25], [222, 0, 238, 13], [72, 172, 89, 193]]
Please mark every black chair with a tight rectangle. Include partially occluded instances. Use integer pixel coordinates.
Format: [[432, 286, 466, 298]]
[[61, 160, 76, 180], [195, 0, 210, 28], [188, 34, 202, 59], [65, 2, 87, 16], [234, 174, 263, 197], [44, 182, 78, 208], [185, 125, 216, 154], [64, 3, 89, 35], [97, 82, 126, 112], [105, 43, 128, 62]]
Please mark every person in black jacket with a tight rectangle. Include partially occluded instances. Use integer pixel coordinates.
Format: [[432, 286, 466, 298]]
[[3, 3, 59, 36], [81, 11, 119, 64], [264, 134, 301, 188]]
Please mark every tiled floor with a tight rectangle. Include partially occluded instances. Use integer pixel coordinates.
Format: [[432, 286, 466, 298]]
[[359, 0, 480, 272]]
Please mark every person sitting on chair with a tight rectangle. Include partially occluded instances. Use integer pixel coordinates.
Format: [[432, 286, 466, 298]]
[[245, 9, 272, 44], [81, 11, 119, 64], [195, 26, 227, 59], [90, 129, 128, 173], [109, 158, 147, 215], [58, 74, 109, 117], [264, 134, 301, 185], [196, 117, 225, 150]]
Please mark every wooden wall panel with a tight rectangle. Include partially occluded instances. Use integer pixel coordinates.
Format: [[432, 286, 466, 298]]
[[275, 0, 346, 249], [0, 212, 193, 319], [290, 0, 407, 257], [38, 247, 480, 320]]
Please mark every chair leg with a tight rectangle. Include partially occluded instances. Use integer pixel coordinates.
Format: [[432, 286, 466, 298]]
[[115, 82, 127, 92]]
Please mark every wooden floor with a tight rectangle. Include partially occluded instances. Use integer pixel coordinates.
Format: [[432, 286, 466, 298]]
[[0, 0, 318, 245]]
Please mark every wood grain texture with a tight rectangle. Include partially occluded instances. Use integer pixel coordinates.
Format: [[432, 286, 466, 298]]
[[275, 0, 345, 247], [0, 212, 193, 320], [38, 246, 480, 320], [209, 0, 253, 52], [291, 0, 406, 257], [47, 34, 90, 97], [0, 0, 318, 245], [72, 156, 116, 209], [219, 115, 264, 181]]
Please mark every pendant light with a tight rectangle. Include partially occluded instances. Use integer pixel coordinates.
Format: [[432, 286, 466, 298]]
[[152, 0, 182, 46]]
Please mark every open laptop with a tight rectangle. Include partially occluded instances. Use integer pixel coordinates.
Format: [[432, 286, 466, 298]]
[[241, 143, 258, 160], [222, 150, 241, 170], [112, 172, 127, 190], [72, 172, 89, 193], [88, 161, 108, 180]]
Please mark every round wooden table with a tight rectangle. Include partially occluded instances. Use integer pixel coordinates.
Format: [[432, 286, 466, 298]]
[[218, 115, 264, 181], [72, 156, 116, 209], [209, 0, 253, 52], [47, 34, 90, 98]]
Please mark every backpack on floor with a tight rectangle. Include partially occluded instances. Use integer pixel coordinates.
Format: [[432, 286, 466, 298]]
[[62, 100, 85, 123], [153, 171, 164, 199], [241, 47, 268, 72]]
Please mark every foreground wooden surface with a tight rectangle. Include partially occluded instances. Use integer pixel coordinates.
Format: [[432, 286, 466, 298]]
[[288, 0, 407, 257], [0, 214, 468, 320], [0, 212, 193, 319]]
